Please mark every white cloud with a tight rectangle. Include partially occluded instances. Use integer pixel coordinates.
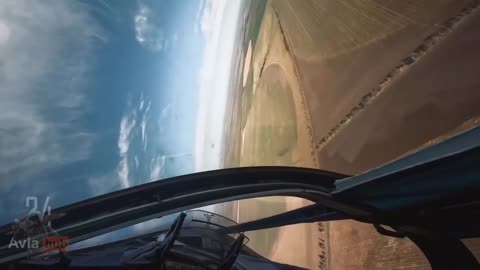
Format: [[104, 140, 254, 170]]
[[140, 101, 150, 144], [194, 1, 206, 34], [134, 155, 139, 169], [199, 0, 229, 41], [149, 155, 165, 181], [145, 101, 152, 114], [89, 97, 146, 194], [160, 103, 172, 120], [117, 98, 150, 188], [195, 0, 227, 171], [194, 0, 242, 171], [0, 0, 104, 192], [143, 103, 151, 151], [141, 119, 147, 143], [117, 157, 130, 188], [134, 3, 165, 52], [118, 116, 136, 156], [143, 133, 149, 151], [88, 111, 136, 195]]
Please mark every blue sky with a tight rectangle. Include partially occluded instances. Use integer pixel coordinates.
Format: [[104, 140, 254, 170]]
[[0, 0, 244, 224]]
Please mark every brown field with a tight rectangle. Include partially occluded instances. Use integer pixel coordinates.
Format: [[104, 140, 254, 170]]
[[225, 0, 480, 269]]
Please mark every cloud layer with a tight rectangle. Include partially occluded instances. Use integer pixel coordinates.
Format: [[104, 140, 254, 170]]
[[0, 0, 104, 193], [118, 112, 137, 188], [134, 2, 169, 52], [88, 94, 164, 195], [194, 0, 242, 171]]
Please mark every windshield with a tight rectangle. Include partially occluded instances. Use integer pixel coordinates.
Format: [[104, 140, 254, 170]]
[[2, 0, 480, 269], [0, 0, 245, 222]]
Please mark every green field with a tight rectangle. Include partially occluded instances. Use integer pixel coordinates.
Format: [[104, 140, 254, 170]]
[[241, 64, 297, 166], [225, 0, 297, 258]]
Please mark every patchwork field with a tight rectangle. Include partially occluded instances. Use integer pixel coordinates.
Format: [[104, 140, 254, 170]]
[[224, 0, 480, 269]]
